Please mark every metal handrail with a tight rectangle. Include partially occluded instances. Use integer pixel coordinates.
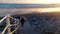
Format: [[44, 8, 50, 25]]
[[0, 16, 7, 23], [0, 15, 19, 34], [1, 25, 9, 34], [11, 26, 19, 34], [10, 17, 16, 20], [10, 23, 19, 26]]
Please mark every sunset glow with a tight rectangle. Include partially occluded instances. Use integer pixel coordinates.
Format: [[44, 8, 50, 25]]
[[34, 8, 60, 12], [34, 0, 60, 4], [0, 0, 60, 4]]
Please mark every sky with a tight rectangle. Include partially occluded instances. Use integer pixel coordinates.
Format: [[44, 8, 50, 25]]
[[0, 0, 60, 16], [0, 0, 60, 4]]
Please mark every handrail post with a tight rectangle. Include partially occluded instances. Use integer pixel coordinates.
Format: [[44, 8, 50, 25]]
[[7, 15, 11, 34]]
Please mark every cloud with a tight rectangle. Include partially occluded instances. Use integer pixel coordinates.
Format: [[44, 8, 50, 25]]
[[0, 4, 60, 9], [0, 9, 34, 16], [0, 3, 60, 16]]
